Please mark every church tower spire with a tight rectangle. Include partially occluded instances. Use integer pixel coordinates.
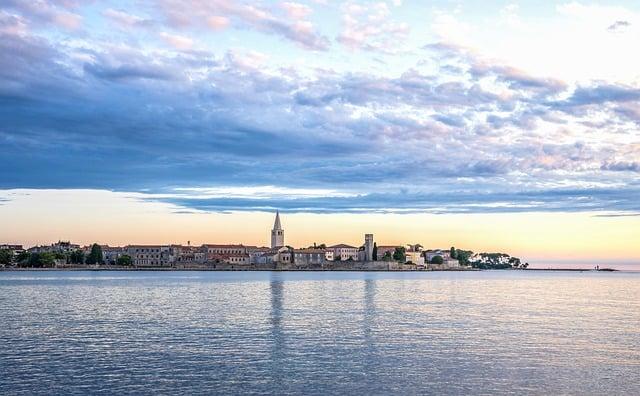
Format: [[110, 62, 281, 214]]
[[271, 211, 284, 248]]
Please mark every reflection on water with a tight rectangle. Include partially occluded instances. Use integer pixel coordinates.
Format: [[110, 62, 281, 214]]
[[1, 270, 639, 395], [269, 272, 285, 389]]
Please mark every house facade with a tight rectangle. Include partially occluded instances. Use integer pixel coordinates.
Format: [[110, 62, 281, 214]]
[[329, 244, 359, 261]]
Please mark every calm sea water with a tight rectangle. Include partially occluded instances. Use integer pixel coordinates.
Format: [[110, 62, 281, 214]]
[[1, 270, 639, 395]]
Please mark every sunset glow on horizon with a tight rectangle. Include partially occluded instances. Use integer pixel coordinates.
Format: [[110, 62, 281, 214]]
[[1, 189, 638, 265]]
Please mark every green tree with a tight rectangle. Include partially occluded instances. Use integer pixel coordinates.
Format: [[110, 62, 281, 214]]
[[86, 243, 103, 265], [28, 252, 41, 267], [455, 249, 473, 265], [117, 255, 132, 266], [382, 251, 392, 261], [334, 254, 342, 261], [29, 252, 55, 267], [16, 251, 30, 266], [40, 252, 56, 267], [450, 247, 457, 259], [392, 247, 406, 262], [0, 249, 12, 265], [373, 242, 378, 261], [431, 255, 444, 264], [69, 249, 85, 264]]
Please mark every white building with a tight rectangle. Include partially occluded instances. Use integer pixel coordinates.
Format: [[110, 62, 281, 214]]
[[329, 244, 359, 261], [405, 250, 425, 265]]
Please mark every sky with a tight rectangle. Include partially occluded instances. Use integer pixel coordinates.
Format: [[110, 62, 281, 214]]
[[0, 1, 639, 263]]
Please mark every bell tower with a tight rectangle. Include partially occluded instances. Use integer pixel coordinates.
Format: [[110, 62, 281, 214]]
[[271, 211, 284, 248]]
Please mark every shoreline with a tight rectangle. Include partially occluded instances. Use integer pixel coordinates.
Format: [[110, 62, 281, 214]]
[[0, 267, 619, 272]]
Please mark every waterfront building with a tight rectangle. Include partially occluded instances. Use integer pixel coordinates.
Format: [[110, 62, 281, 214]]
[[376, 245, 401, 260], [424, 249, 460, 269], [329, 244, 359, 261], [405, 244, 425, 266], [101, 245, 125, 265], [0, 244, 24, 259], [270, 211, 284, 248], [246, 246, 272, 264], [256, 248, 280, 265], [126, 245, 176, 267], [173, 245, 206, 265], [29, 241, 80, 254], [0, 244, 24, 252], [292, 249, 326, 266], [323, 249, 334, 261], [405, 250, 425, 266], [207, 253, 251, 266], [202, 244, 247, 256], [424, 249, 451, 262]]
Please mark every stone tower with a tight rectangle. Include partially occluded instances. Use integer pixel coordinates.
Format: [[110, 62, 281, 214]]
[[364, 234, 374, 261], [271, 211, 284, 248]]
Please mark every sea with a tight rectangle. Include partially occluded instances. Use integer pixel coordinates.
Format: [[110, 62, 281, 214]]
[[1, 270, 639, 395]]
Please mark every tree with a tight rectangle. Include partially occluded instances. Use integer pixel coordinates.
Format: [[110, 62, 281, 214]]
[[28, 252, 55, 267], [450, 247, 457, 259], [117, 255, 132, 266], [86, 243, 103, 265], [455, 249, 473, 265], [28, 253, 41, 267], [431, 255, 444, 264], [40, 252, 56, 267], [392, 247, 406, 262], [334, 254, 342, 261], [373, 242, 378, 261], [0, 249, 12, 265], [15, 251, 30, 266], [69, 249, 85, 264], [382, 251, 392, 261], [509, 256, 521, 269]]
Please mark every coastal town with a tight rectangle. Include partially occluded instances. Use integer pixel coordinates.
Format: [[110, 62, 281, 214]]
[[0, 212, 526, 271]]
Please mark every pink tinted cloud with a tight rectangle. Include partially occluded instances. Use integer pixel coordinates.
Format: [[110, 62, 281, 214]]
[[157, 0, 329, 50], [207, 15, 229, 31], [3, 0, 83, 30], [337, 1, 409, 53], [159, 31, 193, 50]]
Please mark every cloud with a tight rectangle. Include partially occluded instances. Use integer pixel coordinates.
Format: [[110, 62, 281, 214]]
[[156, 0, 329, 50], [601, 161, 640, 173], [3, 0, 82, 30], [564, 84, 640, 106], [159, 32, 193, 50], [608, 20, 630, 32], [148, 185, 640, 214], [1, 23, 640, 215], [207, 16, 229, 31], [102, 8, 153, 29], [337, 1, 410, 53]]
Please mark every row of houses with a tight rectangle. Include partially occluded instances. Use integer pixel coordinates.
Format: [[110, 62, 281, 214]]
[[15, 240, 461, 269], [6, 214, 464, 269]]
